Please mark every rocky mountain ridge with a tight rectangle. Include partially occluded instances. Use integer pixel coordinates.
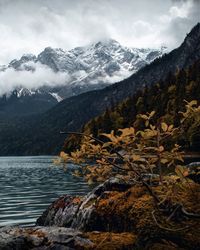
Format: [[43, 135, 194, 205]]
[[7, 39, 163, 79], [0, 39, 163, 117]]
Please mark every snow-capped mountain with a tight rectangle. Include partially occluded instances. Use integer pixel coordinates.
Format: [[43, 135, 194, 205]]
[[0, 39, 164, 116]]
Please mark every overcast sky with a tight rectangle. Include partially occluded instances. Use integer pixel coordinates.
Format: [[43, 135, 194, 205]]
[[0, 0, 199, 64]]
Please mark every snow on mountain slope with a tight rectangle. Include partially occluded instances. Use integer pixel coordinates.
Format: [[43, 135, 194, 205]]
[[0, 39, 164, 116], [36, 39, 164, 86]]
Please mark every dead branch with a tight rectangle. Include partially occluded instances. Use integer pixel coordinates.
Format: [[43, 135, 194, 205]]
[[152, 210, 190, 232], [181, 206, 200, 219], [60, 131, 161, 204]]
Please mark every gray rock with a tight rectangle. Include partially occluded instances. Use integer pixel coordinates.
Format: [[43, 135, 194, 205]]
[[37, 178, 134, 231], [0, 227, 94, 250], [186, 162, 200, 183], [36, 195, 81, 227]]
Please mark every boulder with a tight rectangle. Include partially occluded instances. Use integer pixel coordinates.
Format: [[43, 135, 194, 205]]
[[36, 195, 82, 227], [0, 227, 136, 250], [36, 177, 200, 249], [36, 178, 134, 230], [0, 226, 94, 250], [186, 162, 200, 183]]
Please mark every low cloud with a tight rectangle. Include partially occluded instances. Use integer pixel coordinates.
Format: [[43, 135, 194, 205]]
[[0, 63, 69, 96]]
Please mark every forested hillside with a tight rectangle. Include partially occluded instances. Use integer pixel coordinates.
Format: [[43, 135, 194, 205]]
[[0, 24, 200, 156], [64, 59, 200, 152]]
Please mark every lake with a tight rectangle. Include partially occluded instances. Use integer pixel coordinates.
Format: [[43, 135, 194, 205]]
[[0, 156, 91, 227]]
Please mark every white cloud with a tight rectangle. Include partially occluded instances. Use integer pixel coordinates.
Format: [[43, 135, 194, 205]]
[[0, 0, 199, 63], [169, 1, 192, 18], [0, 63, 69, 96], [157, 0, 200, 49]]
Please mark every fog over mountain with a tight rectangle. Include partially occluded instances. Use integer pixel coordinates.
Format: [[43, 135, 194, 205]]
[[0, 63, 69, 97], [0, 39, 163, 108]]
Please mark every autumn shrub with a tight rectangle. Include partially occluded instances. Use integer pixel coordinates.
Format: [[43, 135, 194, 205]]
[[57, 100, 200, 230], [59, 101, 199, 184]]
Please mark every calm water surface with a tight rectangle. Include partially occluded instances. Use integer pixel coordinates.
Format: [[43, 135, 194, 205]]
[[0, 156, 91, 227]]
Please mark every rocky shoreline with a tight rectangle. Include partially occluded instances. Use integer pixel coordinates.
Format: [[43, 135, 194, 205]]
[[0, 178, 199, 249]]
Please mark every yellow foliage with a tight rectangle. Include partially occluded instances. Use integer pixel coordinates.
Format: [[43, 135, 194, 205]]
[[161, 122, 168, 132], [59, 100, 199, 185]]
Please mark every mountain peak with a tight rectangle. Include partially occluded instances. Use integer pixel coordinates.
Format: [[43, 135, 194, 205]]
[[41, 47, 66, 55], [187, 22, 200, 37], [8, 53, 36, 69], [21, 53, 36, 60], [93, 39, 120, 49], [95, 38, 119, 45], [183, 22, 200, 48], [43, 47, 55, 52]]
